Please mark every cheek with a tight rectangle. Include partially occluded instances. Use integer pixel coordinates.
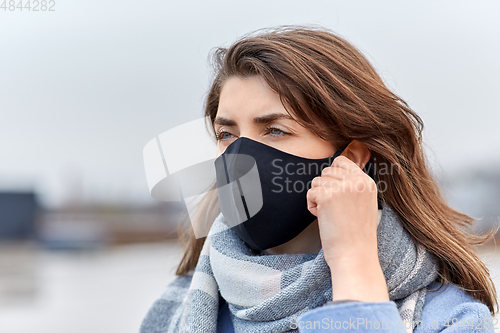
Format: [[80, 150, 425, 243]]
[[298, 138, 335, 159], [215, 144, 224, 158]]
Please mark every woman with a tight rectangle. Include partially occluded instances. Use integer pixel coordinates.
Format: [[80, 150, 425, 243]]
[[140, 25, 498, 333]]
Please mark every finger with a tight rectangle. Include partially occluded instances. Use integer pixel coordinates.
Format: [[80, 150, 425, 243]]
[[310, 176, 343, 188], [320, 165, 350, 178], [306, 187, 317, 216], [306, 186, 326, 209], [331, 156, 365, 175]]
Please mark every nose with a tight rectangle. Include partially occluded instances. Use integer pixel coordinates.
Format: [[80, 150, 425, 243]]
[[237, 134, 261, 143]]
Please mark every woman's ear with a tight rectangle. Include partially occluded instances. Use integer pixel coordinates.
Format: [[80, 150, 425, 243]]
[[341, 140, 371, 170]]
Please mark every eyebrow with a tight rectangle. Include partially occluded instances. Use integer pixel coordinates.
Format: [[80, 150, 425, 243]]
[[213, 113, 294, 126]]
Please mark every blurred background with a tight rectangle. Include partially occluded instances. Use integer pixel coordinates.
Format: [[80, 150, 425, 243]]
[[1, 1, 499, 332]]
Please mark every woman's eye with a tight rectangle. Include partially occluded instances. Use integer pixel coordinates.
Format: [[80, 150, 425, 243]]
[[215, 130, 234, 141], [269, 128, 283, 135], [266, 126, 290, 137], [215, 127, 291, 141]]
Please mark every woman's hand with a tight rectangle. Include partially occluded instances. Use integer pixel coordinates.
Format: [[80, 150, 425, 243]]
[[306, 155, 389, 302]]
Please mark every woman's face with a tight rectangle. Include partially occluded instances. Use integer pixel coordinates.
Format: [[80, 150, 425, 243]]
[[214, 75, 335, 159]]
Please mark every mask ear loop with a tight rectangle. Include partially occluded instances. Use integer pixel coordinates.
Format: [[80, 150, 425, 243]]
[[332, 141, 351, 160]]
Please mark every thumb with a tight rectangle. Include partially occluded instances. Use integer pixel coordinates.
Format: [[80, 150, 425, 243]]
[[306, 186, 321, 217]]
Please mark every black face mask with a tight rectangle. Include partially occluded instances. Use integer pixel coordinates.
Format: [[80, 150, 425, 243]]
[[214, 137, 353, 251]]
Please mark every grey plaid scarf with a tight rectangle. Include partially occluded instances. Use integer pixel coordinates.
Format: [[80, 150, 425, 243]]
[[140, 203, 439, 333]]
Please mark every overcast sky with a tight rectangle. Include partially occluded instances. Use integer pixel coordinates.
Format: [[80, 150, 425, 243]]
[[1, 0, 499, 208]]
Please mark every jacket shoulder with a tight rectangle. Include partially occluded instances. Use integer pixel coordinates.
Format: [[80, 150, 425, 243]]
[[416, 281, 495, 332], [295, 281, 495, 333]]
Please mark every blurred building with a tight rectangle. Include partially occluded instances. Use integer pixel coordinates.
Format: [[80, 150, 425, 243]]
[[0, 191, 38, 240], [36, 201, 186, 249], [0, 189, 186, 249]]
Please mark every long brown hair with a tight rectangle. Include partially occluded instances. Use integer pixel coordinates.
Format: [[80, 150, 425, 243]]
[[175, 24, 498, 314]]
